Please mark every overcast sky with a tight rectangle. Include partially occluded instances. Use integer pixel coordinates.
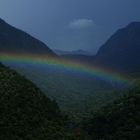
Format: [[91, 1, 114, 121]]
[[0, 0, 140, 54]]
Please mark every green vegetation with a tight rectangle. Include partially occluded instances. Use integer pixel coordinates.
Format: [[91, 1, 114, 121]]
[[0, 63, 77, 140], [2, 62, 140, 140], [84, 81, 140, 140], [11, 64, 125, 118]]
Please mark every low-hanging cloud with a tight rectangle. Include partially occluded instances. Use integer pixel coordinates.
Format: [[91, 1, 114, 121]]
[[69, 19, 94, 29]]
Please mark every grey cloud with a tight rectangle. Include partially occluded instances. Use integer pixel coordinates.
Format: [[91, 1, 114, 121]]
[[69, 19, 94, 29]]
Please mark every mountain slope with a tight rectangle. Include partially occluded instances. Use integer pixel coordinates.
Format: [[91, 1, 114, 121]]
[[0, 63, 76, 140], [95, 22, 140, 72], [0, 18, 56, 55], [85, 82, 140, 140]]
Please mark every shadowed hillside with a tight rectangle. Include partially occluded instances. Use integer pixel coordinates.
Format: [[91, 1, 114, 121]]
[[84, 82, 140, 140], [0, 63, 77, 140], [95, 22, 140, 72], [0, 18, 56, 56]]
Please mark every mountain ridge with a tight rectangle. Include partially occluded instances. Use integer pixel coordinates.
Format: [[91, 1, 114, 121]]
[[0, 18, 56, 56], [95, 22, 140, 72], [54, 49, 93, 56]]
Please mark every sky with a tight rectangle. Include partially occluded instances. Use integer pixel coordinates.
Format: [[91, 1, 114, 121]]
[[0, 0, 140, 54]]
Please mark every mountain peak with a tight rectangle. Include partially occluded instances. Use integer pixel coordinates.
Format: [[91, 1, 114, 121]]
[[0, 18, 6, 24], [126, 21, 140, 28], [95, 22, 140, 72], [124, 22, 140, 32], [0, 18, 56, 56]]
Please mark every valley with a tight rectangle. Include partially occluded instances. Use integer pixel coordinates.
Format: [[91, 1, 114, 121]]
[[0, 18, 140, 139]]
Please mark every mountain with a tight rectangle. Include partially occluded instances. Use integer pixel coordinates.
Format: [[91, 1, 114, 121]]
[[54, 49, 93, 56], [84, 81, 140, 140], [54, 49, 94, 63], [61, 54, 94, 63], [95, 22, 140, 72], [0, 18, 56, 55], [0, 63, 76, 139]]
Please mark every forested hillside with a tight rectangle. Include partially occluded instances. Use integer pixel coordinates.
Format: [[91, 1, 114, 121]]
[[1, 62, 140, 140], [0, 63, 77, 140], [84, 81, 140, 140], [12, 64, 124, 118]]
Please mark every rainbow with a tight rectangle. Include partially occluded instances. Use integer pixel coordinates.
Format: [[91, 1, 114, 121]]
[[0, 52, 130, 84]]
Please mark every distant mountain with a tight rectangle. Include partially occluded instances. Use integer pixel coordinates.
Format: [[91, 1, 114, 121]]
[[0, 18, 56, 56], [95, 22, 140, 72], [54, 49, 94, 63], [61, 54, 94, 64], [54, 49, 93, 56]]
